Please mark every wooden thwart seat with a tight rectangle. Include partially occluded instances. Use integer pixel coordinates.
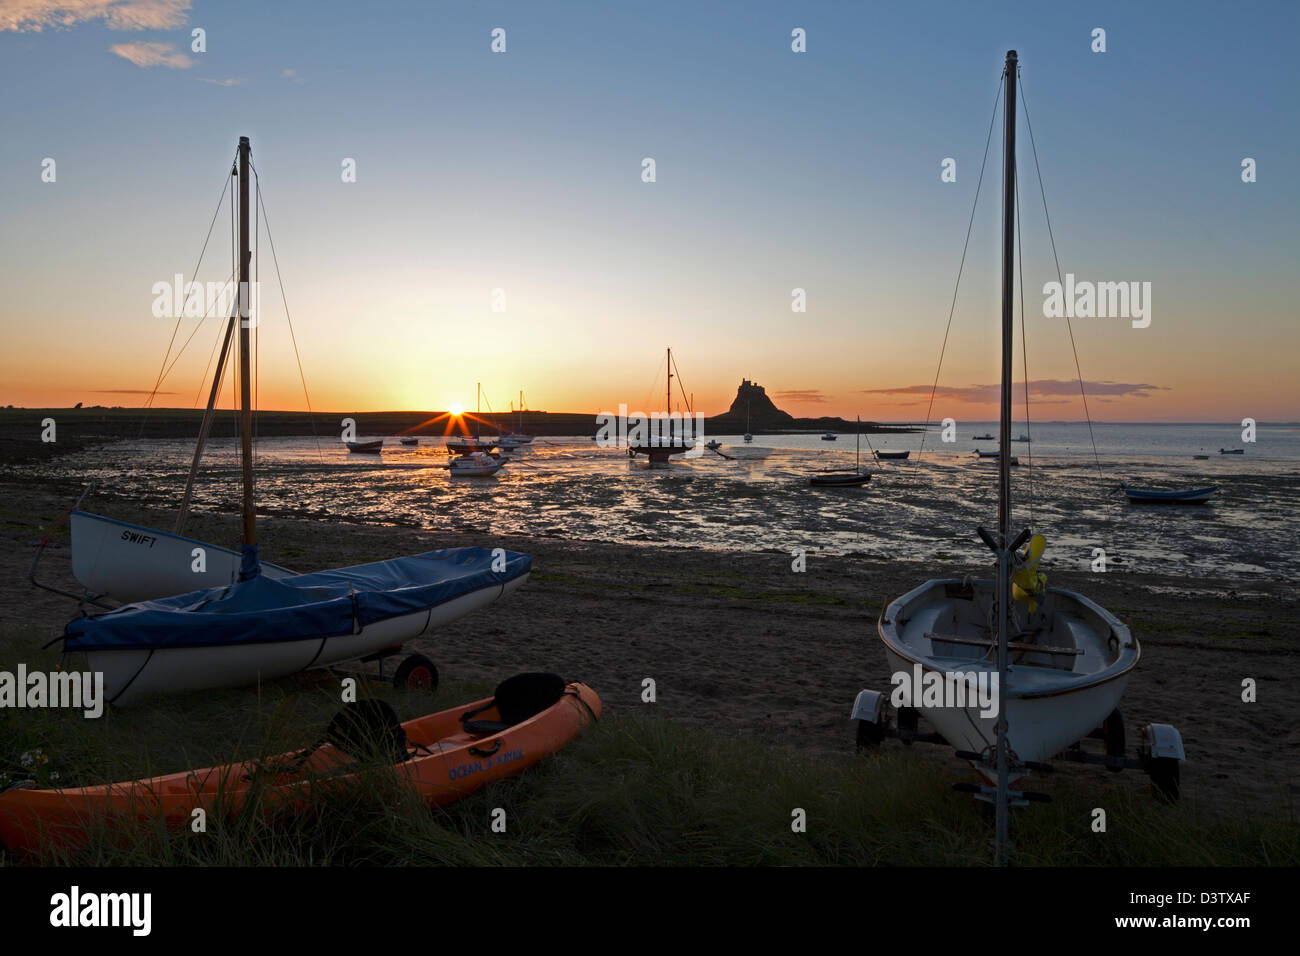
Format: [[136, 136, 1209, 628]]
[[926, 631, 1083, 656]]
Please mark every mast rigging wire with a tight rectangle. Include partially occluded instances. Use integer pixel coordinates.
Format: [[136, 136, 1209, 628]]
[[1018, 74, 1105, 483], [137, 151, 237, 432], [914, 73, 1004, 464], [252, 161, 324, 463]]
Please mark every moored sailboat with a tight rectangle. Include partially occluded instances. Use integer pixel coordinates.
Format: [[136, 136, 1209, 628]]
[[810, 417, 871, 487]]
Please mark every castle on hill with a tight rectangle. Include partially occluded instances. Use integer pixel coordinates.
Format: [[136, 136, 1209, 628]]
[[722, 380, 794, 426]]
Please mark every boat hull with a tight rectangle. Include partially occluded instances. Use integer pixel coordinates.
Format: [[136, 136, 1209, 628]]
[[1122, 486, 1216, 504], [877, 578, 1138, 775], [71, 511, 296, 603], [809, 472, 870, 487], [0, 680, 598, 857], [78, 573, 528, 706]]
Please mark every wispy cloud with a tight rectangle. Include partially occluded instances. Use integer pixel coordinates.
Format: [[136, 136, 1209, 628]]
[[110, 39, 191, 68], [860, 379, 1166, 404], [1, 0, 191, 32], [90, 388, 177, 394], [774, 389, 829, 404], [199, 76, 244, 86]]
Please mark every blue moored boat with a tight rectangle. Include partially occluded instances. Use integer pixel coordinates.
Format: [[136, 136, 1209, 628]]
[[1119, 482, 1217, 504]]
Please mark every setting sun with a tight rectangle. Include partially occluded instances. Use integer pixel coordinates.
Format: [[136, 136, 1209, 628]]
[[448, 404, 464, 418]]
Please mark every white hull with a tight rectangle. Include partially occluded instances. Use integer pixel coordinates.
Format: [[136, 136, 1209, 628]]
[[71, 511, 295, 603], [448, 452, 504, 477], [878, 578, 1137, 776], [82, 573, 528, 706]]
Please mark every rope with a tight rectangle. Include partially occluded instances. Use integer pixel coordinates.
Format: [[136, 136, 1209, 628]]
[[668, 351, 693, 414], [1019, 73, 1104, 484], [915, 71, 1004, 465], [641, 353, 666, 416], [137, 154, 236, 435], [193, 289, 232, 406], [156, 268, 237, 389], [253, 169, 260, 466], [252, 161, 324, 463], [1015, 160, 1034, 525]]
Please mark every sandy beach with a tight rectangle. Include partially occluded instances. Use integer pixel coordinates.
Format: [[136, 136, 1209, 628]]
[[2, 472, 1296, 818]]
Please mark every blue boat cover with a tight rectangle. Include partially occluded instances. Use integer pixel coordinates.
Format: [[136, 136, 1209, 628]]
[[64, 548, 531, 651]]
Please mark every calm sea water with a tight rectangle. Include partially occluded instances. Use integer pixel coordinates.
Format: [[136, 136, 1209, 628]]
[[33, 421, 1300, 586]]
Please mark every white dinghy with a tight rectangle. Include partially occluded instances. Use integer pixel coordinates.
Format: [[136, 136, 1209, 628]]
[[849, 52, 1183, 864], [877, 571, 1139, 771], [48, 137, 531, 704], [69, 511, 296, 604]]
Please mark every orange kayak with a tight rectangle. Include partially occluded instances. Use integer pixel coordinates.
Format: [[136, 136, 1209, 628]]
[[0, 674, 600, 857]]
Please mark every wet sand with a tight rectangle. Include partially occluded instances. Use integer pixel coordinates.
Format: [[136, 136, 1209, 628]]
[[1, 478, 1296, 818]]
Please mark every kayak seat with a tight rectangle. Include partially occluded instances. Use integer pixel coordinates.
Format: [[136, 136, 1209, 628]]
[[461, 672, 567, 736], [325, 699, 410, 763]]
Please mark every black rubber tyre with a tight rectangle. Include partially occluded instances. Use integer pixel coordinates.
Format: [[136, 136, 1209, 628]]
[[1102, 708, 1126, 768], [1149, 756, 1180, 802], [897, 706, 919, 742], [393, 653, 439, 693], [855, 717, 884, 749]]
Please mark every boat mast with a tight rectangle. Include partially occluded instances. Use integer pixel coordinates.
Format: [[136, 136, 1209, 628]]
[[236, 135, 256, 555], [994, 49, 1018, 866], [856, 416, 861, 472], [667, 347, 674, 441], [175, 312, 236, 534]]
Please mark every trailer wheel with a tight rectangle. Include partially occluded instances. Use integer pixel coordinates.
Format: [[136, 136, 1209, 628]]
[[855, 718, 884, 749], [393, 653, 439, 693], [1148, 757, 1180, 802], [1102, 708, 1126, 768], [897, 706, 919, 743]]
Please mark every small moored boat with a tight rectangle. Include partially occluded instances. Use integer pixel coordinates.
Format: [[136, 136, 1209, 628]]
[[810, 472, 870, 487], [400, 437, 419, 446], [447, 438, 496, 454], [347, 440, 383, 454], [874, 450, 910, 460], [1119, 482, 1217, 504], [448, 452, 505, 477], [1219, 448, 1244, 455], [810, 416, 871, 487]]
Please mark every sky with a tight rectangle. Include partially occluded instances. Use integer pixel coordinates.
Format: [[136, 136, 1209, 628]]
[[1, 0, 1296, 422]]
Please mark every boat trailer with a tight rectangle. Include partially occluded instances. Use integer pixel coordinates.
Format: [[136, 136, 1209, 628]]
[[850, 689, 1186, 803], [29, 482, 443, 697]]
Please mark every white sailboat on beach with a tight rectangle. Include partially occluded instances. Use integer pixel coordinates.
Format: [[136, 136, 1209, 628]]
[[50, 137, 530, 704], [849, 52, 1183, 863]]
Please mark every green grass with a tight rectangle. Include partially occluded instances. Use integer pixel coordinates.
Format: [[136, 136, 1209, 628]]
[[1, 629, 1294, 866]]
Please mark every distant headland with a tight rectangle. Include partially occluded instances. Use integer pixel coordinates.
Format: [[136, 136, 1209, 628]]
[[0, 381, 918, 453]]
